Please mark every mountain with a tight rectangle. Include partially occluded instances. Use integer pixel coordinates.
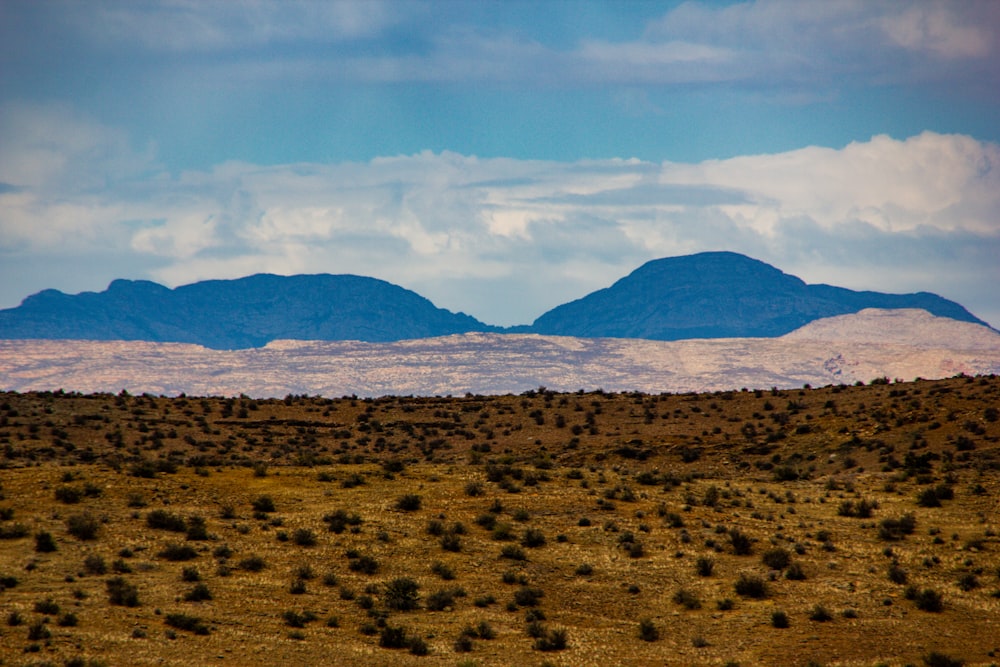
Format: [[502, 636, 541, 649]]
[[2, 309, 998, 397], [0, 252, 989, 348], [528, 251, 989, 339], [0, 274, 493, 349]]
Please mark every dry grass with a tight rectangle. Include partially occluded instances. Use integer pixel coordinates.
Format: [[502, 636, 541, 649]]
[[1, 376, 999, 666]]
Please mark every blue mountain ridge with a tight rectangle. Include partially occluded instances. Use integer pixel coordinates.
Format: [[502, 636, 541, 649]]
[[0, 252, 989, 349]]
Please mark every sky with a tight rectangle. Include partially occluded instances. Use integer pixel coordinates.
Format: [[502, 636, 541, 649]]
[[1, 0, 999, 329]]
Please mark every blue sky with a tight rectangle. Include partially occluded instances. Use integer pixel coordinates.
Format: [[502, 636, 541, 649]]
[[1, 0, 999, 328]]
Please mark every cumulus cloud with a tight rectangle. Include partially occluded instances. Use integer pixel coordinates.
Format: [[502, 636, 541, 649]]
[[1, 102, 997, 327]]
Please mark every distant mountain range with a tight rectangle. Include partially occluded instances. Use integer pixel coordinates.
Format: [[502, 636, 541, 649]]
[[0, 252, 989, 349]]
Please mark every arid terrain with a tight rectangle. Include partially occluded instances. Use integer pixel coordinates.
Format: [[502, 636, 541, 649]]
[[2, 310, 999, 399], [1, 374, 998, 666]]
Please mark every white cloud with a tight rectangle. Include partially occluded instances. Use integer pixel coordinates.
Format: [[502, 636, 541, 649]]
[[1, 105, 998, 327]]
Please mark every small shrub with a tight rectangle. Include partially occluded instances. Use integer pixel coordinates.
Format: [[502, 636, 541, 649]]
[[695, 556, 715, 577], [378, 624, 410, 649], [292, 528, 317, 547], [239, 555, 267, 572], [106, 577, 139, 606], [522, 528, 546, 548], [729, 528, 753, 555], [348, 554, 379, 574], [34, 531, 57, 553], [431, 561, 455, 580], [914, 588, 944, 612], [888, 561, 908, 584], [57, 612, 78, 627], [55, 486, 83, 504], [533, 627, 568, 651], [165, 612, 210, 635], [66, 513, 100, 540], [575, 563, 593, 576], [762, 548, 791, 570], [734, 573, 768, 598], [159, 543, 198, 561], [282, 610, 317, 628], [251, 495, 276, 513], [395, 494, 422, 511], [383, 577, 421, 611], [638, 617, 659, 641], [83, 554, 107, 575], [771, 610, 790, 628], [441, 533, 462, 552], [500, 545, 527, 561], [34, 598, 60, 615], [923, 652, 966, 667], [878, 514, 917, 541], [809, 605, 833, 622], [673, 588, 701, 610], [184, 583, 213, 602], [146, 509, 186, 532], [27, 620, 51, 640], [513, 586, 544, 607], [426, 588, 458, 611], [957, 573, 979, 591]]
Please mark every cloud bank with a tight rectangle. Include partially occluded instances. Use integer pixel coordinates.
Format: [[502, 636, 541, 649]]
[[1, 102, 997, 328]]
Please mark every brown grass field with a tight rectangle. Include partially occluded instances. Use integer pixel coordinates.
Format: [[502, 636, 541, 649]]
[[1, 375, 998, 666]]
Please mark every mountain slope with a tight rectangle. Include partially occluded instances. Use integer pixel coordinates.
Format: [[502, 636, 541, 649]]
[[528, 251, 988, 339], [0, 274, 494, 349]]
